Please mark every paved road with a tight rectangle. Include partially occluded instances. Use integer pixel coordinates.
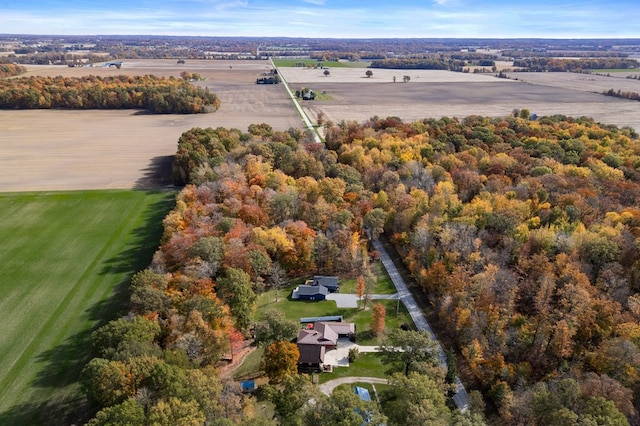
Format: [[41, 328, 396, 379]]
[[319, 376, 388, 396], [372, 239, 470, 411]]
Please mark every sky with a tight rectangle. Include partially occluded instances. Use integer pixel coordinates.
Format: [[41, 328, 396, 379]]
[[1, 0, 639, 39]]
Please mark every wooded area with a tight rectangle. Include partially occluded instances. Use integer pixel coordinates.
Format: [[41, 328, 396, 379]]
[[512, 57, 639, 72], [82, 113, 640, 424], [0, 63, 26, 78], [0, 75, 219, 113]]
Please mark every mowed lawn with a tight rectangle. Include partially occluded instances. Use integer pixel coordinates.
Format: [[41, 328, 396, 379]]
[[0, 190, 175, 425]]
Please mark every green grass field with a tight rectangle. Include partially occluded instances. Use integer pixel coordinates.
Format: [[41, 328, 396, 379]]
[[0, 190, 175, 425]]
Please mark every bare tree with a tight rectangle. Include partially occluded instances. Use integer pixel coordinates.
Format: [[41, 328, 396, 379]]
[[270, 262, 286, 302]]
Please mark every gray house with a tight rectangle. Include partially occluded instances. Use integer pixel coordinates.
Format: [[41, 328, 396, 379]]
[[306, 275, 340, 293], [292, 284, 328, 301]]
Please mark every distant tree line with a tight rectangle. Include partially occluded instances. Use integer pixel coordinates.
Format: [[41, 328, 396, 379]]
[[513, 57, 639, 72], [0, 74, 220, 113], [450, 52, 498, 64], [504, 50, 631, 59], [3, 52, 111, 66], [310, 51, 363, 62], [603, 88, 640, 101], [370, 58, 452, 70], [0, 63, 27, 77]]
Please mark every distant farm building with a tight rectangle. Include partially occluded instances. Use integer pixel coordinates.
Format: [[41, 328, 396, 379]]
[[256, 68, 280, 84], [295, 87, 316, 100], [104, 61, 123, 69]]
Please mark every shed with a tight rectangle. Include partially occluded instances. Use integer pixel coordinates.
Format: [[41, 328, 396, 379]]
[[300, 315, 344, 323]]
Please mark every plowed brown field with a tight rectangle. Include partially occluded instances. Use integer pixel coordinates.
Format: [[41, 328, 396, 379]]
[[3, 61, 640, 192], [277, 67, 640, 133], [0, 60, 300, 192]]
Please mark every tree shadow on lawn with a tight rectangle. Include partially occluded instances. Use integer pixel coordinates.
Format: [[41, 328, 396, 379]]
[[98, 189, 175, 277], [17, 282, 128, 425], [0, 390, 91, 426], [88, 189, 175, 327], [20, 329, 96, 425], [32, 328, 94, 390]]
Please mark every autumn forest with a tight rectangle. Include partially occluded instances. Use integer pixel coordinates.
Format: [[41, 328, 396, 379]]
[[0, 74, 219, 113], [80, 111, 640, 424]]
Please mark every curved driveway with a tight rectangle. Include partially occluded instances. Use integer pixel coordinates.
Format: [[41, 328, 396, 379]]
[[372, 239, 470, 411], [319, 376, 388, 396]]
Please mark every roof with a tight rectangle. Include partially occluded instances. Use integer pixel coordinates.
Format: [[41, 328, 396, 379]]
[[310, 275, 339, 289], [298, 344, 325, 364], [317, 321, 355, 336], [296, 284, 328, 296], [300, 315, 343, 323], [297, 328, 338, 346], [296, 322, 355, 348], [354, 386, 372, 402]]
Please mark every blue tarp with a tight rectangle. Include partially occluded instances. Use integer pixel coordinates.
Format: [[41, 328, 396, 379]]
[[241, 380, 255, 392], [354, 386, 371, 402]]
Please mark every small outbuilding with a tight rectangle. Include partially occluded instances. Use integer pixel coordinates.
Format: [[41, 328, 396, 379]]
[[104, 61, 123, 69], [300, 315, 344, 323]]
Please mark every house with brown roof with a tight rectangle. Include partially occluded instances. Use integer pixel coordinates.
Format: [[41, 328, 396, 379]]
[[296, 321, 356, 370]]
